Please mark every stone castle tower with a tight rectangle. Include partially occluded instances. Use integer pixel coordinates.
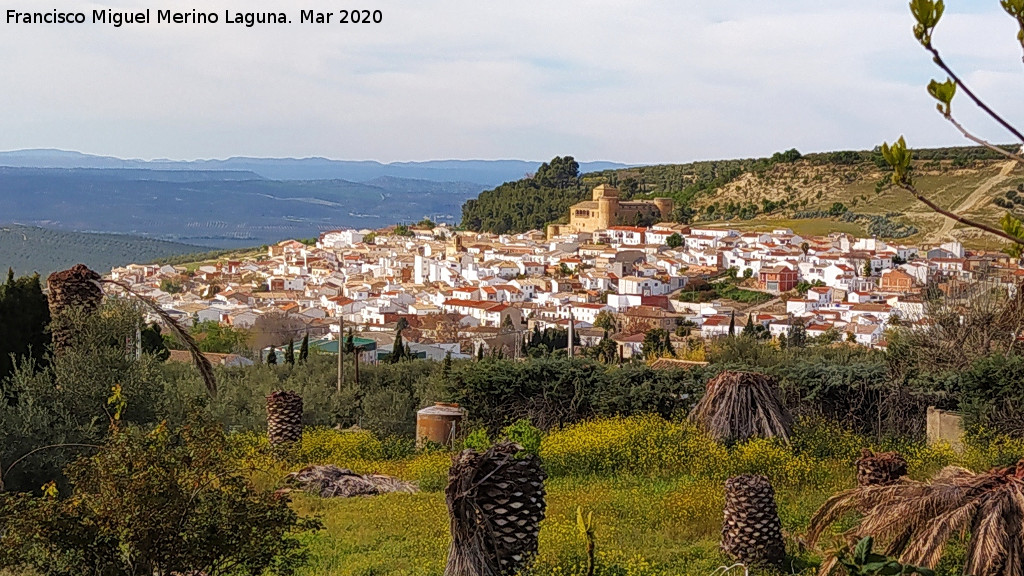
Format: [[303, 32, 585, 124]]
[[546, 184, 674, 238]]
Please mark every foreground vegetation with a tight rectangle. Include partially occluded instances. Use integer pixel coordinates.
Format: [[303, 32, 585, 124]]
[[3, 275, 1024, 574]]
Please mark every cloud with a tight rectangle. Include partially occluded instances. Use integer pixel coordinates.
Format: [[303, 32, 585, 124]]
[[0, 0, 1019, 162]]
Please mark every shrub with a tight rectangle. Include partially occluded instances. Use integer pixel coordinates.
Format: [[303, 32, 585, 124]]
[[0, 418, 318, 576], [405, 451, 452, 492]]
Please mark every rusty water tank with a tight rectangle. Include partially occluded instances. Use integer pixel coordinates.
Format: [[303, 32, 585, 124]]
[[416, 402, 466, 448]]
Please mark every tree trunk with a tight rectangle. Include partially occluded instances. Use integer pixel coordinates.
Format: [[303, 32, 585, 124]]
[[444, 442, 546, 576], [856, 449, 908, 487], [46, 264, 104, 353], [266, 390, 303, 446], [721, 474, 785, 568]]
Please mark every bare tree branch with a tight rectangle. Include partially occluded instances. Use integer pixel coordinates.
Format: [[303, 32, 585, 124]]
[[943, 113, 1024, 164], [897, 181, 1024, 247], [926, 44, 1024, 144]]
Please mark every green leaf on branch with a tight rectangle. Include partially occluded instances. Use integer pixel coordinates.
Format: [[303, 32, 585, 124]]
[[910, 0, 944, 45], [880, 136, 913, 185], [926, 78, 956, 115]]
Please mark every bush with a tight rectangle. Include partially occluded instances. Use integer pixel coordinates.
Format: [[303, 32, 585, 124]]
[[0, 418, 318, 576]]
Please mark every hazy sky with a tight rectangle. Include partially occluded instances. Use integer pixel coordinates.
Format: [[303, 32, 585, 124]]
[[1, 0, 1021, 163]]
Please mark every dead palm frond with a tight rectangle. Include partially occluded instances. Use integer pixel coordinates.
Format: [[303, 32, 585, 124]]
[[689, 371, 794, 444], [46, 265, 216, 398], [807, 459, 1024, 576], [285, 465, 418, 498], [103, 278, 217, 398]]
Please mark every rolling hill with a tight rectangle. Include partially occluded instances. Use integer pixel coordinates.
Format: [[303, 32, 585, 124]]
[[466, 146, 1023, 248], [0, 225, 211, 278]]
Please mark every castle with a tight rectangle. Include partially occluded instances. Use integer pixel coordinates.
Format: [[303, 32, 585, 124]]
[[546, 184, 674, 238]]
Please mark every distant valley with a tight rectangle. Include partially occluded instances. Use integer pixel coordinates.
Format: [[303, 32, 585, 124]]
[[0, 150, 628, 250]]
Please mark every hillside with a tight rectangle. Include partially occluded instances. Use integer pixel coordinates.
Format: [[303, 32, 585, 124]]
[[0, 225, 210, 278], [465, 146, 1023, 247]]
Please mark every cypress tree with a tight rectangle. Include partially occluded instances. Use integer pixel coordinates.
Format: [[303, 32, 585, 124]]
[[728, 311, 736, 337], [743, 315, 755, 336], [0, 269, 51, 381], [442, 350, 453, 383], [477, 344, 485, 361], [267, 346, 277, 365], [299, 333, 309, 363], [663, 330, 675, 357], [391, 331, 405, 363], [285, 339, 295, 365]]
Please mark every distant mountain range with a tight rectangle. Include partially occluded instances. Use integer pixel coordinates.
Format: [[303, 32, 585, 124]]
[[0, 149, 628, 186], [0, 150, 629, 250]]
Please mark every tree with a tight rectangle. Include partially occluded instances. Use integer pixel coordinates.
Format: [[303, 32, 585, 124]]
[[396, 317, 410, 334], [299, 333, 309, 363], [641, 328, 669, 358], [742, 315, 755, 337], [862, 260, 873, 278], [728, 311, 736, 337], [267, 346, 277, 365], [800, 242, 810, 258], [593, 310, 616, 332], [284, 339, 295, 365], [878, 0, 1024, 252], [0, 270, 50, 383], [140, 323, 170, 361], [666, 233, 684, 248], [787, 322, 807, 348], [390, 331, 406, 364], [662, 330, 675, 357], [442, 350, 453, 384]]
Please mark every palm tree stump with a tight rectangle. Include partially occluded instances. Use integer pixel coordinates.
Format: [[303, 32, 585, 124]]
[[266, 390, 303, 446], [721, 474, 785, 568], [444, 442, 546, 576], [46, 264, 104, 353], [690, 370, 794, 444], [856, 449, 907, 487]]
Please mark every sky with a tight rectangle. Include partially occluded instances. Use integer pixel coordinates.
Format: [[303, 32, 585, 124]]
[[0, 0, 1021, 163]]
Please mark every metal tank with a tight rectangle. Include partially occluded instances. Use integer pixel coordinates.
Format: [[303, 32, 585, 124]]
[[416, 402, 466, 448]]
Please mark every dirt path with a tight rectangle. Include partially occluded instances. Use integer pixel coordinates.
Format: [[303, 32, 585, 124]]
[[927, 160, 1018, 242]]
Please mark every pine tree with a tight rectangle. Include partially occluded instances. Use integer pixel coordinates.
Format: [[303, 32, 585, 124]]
[[267, 346, 278, 365], [728, 311, 736, 337], [284, 339, 295, 365], [299, 333, 309, 363]]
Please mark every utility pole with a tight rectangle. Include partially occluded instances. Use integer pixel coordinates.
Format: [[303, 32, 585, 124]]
[[567, 308, 574, 359], [342, 309, 350, 389]]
